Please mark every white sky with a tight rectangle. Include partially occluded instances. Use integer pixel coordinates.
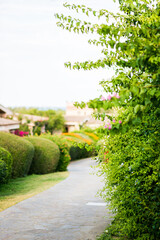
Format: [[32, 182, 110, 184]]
[[0, 0, 119, 109]]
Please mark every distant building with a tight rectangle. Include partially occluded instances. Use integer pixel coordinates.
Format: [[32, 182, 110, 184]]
[[0, 104, 13, 118], [13, 113, 49, 135], [13, 113, 49, 124], [0, 104, 20, 132], [64, 102, 108, 132]]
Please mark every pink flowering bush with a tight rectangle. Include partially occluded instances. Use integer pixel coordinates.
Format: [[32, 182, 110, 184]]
[[101, 93, 120, 102], [104, 119, 122, 131], [101, 96, 106, 101], [15, 130, 29, 137]]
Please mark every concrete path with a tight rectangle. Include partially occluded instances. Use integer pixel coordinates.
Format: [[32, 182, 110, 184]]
[[0, 158, 112, 240]]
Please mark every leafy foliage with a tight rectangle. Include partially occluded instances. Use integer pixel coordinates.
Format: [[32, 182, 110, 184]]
[[55, 0, 160, 239], [61, 132, 96, 160], [0, 132, 34, 178], [33, 113, 65, 135], [19, 123, 30, 133], [0, 160, 8, 184], [45, 113, 65, 133], [26, 137, 60, 174], [69, 144, 90, 161], [55, 0, 160, 128], [98, 115, 160, 239], [0, 147, 13, 183], [41, 134, 71, 171]]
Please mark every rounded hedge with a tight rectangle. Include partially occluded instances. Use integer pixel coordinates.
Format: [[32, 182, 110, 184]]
[[42, 134, 70, 171], [0, 132, 34, 178], [67, 139, 91, 161], [0, 147, 13, 183], [26, 137, 60, 174], [0, 160, 8, 184], [61, 132, 96, 160]]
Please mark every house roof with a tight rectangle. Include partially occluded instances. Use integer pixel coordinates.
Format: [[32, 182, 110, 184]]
[[0, 117, 20, 126], [64, 115, 106, 125], [14, 113, 49, 122], [0, 104, 13, 115]]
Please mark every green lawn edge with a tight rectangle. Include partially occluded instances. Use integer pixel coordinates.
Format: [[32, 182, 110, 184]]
[[0, 171, 69, 212]]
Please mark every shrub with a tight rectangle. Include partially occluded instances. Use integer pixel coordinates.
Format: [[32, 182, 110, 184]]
[[0, 147, 13, 183], [0, 160, 8, 184], [98, 117, 160, 239], [73, 131, 99, 142], [62, 132, 92, 145], [69, 145, 87, 161], [15, 124, 30, 136], [41, 134, 70, 171], [19, 123, 30, 132], [83, 132, 99, 141], [61, 132, 96, 161], [26, 137, 60, 174], [15, 129, 29, 137], [0, 132, 34, 178], [67, 139, 93, 161]]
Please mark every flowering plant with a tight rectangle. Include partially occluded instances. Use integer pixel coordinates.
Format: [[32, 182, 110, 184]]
[[15, 130, 29, 137]]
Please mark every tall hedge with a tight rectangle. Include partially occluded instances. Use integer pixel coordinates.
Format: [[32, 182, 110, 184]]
[[0, 147, 13, 183], [42, 134, 71, 171], [0, 132, 34, 178], [26, 137, 60, 174], [98, 117, 160, 239]]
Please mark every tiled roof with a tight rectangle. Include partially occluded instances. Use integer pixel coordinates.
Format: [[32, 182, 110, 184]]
[[0, 104, 13, 115], [0, 117, 20, 126], [64, 115, 106, 125], [14, 113, 49, 122]]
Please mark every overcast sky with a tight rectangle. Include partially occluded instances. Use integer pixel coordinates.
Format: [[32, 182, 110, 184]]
[[0, 0, 119, 109]]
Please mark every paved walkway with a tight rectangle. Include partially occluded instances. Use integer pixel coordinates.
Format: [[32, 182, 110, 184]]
[[0, 158, 112, 240]]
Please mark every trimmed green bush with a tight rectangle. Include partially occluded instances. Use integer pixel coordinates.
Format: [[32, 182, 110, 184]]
[[69, 145, 79, 160], [0, 147, 13, 181], [42, 134, 70, 171], [26, 137, 60, 174], [67, 140, 93, 161], [69, 145, 89, 160], [0, 132, 34, 178], [61, 132, 96, 161], [0, 160, 8, 184]]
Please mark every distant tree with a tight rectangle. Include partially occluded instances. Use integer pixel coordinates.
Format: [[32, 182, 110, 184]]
[[55, 0, 160, 130], [33, 113, 65, 135], [45, 113, 65, 134]]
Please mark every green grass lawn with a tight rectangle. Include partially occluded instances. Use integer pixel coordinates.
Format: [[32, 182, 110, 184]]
[[0, 171, 69, 212]]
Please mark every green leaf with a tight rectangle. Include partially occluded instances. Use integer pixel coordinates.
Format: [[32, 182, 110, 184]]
[[149, 88, 156, 96], [134, 105, 140, 114], [132, 117, 141, 125], [145, 98, 151, 105], [131, 86, 139, 96], [108, 40, 115, 48]]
